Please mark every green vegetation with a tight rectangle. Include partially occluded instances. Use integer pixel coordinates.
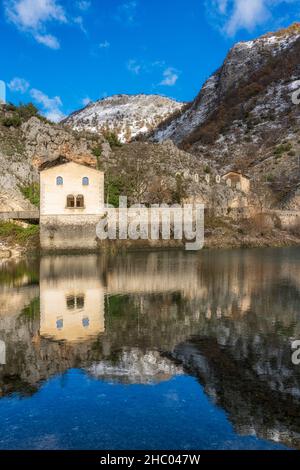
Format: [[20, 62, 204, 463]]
[[274, 143, 292, 156], [20, 183, 40, 207], [20, 297, 40, 321], [17, 103, 39, 120], [0, 221, 39, 244], [172, 174, 187, 204], [1, 115, 22, 128], [92, 146, 102, 157], [104, 131, 122, 148], [266, 173, 275, 183], [0, 260, 39, 285], [92, 146, 102, 169], [105, 174, 126, 207], [1, 103, 47, 128]]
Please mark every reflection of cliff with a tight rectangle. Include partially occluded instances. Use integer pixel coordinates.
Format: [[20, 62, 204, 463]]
[[0, 249, 300, 448], [172, 337, 300, 450]]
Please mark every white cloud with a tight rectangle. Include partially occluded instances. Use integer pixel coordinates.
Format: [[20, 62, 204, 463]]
[[216, 0, 228, 14], [76, 0, 91, 11], [99, 40, 110, 49], [82, 96, 92, 106], [34, 32, 60, 48], [30, 88, 65, 122], [116, 1, 138, 24], [73, 15, 87, 34], [208, 0, 299, 36], [8, 77, 30, 93], [160, 68, 179, 86], [4, 0, 67, 48], [127, 59, 141, 75]]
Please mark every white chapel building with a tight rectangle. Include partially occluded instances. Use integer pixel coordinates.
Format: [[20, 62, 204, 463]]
[[40, 160, 104, 250]]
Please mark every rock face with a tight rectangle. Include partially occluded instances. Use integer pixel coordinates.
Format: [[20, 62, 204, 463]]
[[63, 94, 184, 143], [152, 24, 300, 146], [22, 117, 105, 168], [0, 111, 107, 212], [151, 24, 300, 209]]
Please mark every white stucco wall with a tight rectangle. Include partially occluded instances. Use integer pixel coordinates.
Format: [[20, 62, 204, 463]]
[[40, 162, 104, 216]]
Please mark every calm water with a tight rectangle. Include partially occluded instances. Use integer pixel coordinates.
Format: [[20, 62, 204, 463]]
[[0, 248, 300, 450]]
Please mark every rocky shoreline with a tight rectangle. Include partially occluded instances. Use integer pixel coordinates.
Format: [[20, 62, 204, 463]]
[[1, 227, 300, 263]]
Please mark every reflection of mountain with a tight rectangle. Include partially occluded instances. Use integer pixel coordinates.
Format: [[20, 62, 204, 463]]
[[88, 348, 183, 385], [0, 249, 300, 447], [172, 338, 300, 450]]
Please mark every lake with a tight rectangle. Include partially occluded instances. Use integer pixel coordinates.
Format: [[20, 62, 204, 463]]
[[0, 248, 300, 450]]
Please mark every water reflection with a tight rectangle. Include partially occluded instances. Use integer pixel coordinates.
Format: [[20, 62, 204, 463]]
[[40, 256, 105, 342], [0, 249, 300, 449]]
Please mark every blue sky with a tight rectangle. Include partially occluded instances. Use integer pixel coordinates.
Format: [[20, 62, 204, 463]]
[[0, 0, 299, 121]]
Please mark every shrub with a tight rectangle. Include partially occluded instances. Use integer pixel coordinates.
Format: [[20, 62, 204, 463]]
[[92, 146, 102, 169], [104, 131, 122, 148], [17, 103, 38, 120], [92, 146, 102, 157], [172, 174, 187, 204], [0, 222, 39, 244], [1, 116, 21, 127], [105, 175, 125, 207], [20, 183, 40, 207], [274, 143, 293, 156], [266, 173, 275, 182]]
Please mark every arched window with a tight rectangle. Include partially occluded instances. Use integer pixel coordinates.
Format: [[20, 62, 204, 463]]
[[82, 317, 90, 328], [76, 195, 84, 208], [56, 318, 63, 330], [67, 195, 75, 208], [56, 176, 63, 186], [82, 177, 89, 186], [66, 295, 75, 310], [76, 295, 85, 309]]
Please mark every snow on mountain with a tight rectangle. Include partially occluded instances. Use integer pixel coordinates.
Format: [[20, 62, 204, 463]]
[[152, 24, 300, 145], [63, 94, 184, 143], [87, 348, 183, 384]]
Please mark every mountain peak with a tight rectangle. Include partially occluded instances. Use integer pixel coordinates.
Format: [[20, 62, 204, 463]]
[[64, 94, 184, 143]]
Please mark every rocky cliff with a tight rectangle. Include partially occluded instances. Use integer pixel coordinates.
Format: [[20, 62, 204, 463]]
[[0, 104, 108, 212], [151, 24, 300, 209]]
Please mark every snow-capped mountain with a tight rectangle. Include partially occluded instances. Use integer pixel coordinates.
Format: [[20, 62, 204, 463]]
[[63, 94, 184, 143], [152, 24, 300, 145]]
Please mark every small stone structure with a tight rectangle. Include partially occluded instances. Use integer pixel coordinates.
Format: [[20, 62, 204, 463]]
[[222, 172, 250, 194], [40, 161, 104, 250]]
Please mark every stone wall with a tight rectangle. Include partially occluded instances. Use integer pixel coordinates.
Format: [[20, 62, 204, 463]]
[[40, 206, 205, 251], [267, 210, 300, 229], [40, 215, 101, 250]]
